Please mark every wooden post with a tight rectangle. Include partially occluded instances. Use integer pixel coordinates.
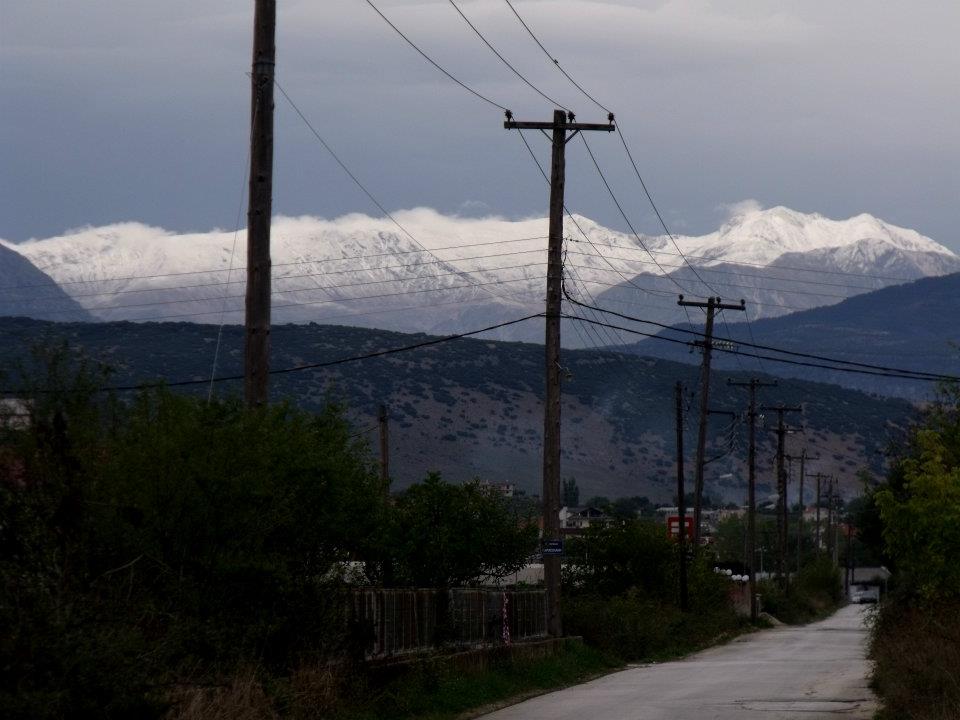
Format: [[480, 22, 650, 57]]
[[729, 378, 775, 622], [678, 296, 744, 544], [675, 381, 688, 612], [504, 110, 614, 637], [378, 404, 390, 491], [760, 405, 801, 589], [244, 0, 276, 407]]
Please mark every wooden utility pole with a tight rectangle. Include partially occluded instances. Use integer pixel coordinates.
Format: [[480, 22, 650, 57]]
[[244, 0, 276, 407], [796, 450, 805, 574], [378, 404, 390, 491], [675, 381, 688, 612], [813, 472, 827, 553], [827, 476, 836, 562], [504, 109, 614, 637], [761, 405, 802, 589], [729, 378, 776, 622], [677, 296, 745, 544]]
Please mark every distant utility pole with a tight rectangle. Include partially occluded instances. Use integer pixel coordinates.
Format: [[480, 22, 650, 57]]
[[729, 378, 776, 622], [675, 381, 688, 612], [678, 296, 745, 545], [504, 109, 614, 637], [244, 0, 276, 407], [796, 451, 809, 574], [826, 476, 836, 562], [813, 472, 828, 554], [378, 404, 390, 491], [761, 404, 802, 589]]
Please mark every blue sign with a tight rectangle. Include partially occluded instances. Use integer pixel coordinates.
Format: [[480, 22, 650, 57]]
[[541, 539, 564, 556]]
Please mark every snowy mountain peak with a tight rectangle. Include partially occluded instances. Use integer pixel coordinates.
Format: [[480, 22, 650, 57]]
[[681, 204, 955, 268], [2, 206, 957, 343]]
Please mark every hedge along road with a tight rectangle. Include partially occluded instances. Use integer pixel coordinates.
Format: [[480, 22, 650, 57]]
[[481, 605, 878, 719]]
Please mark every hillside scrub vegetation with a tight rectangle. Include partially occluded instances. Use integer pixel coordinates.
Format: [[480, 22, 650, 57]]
[[859, 386, 960, 719]]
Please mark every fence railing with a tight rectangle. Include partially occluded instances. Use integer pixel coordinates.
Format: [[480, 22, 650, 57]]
[[350, 588, 547, 660]]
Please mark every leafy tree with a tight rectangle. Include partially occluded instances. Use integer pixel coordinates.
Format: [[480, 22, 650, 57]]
[[389, 473, 538, 587], [564, 520, 675, 599], [562, 476, 580, 507], [875, 430, 960, 599], [610, 496, 651, 520]]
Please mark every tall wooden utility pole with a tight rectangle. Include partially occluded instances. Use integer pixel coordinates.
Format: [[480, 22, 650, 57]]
[[378, 404, 390, 491], [244, 0, 276, 407], [504, 109, 614, 637], [678, 296, 745, 545], [675, 381, 688, 612], [729, 378, 776, 622], [761, 404, 801, 589]]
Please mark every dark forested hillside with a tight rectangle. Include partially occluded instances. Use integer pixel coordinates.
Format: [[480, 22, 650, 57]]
[[0, 316, 916, 501]]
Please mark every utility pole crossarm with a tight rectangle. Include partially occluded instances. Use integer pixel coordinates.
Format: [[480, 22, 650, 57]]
[[678, 295, 746, 312], [504, 120, 615, 132]]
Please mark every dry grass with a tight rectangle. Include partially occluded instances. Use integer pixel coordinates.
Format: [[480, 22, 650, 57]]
[[871, 600, 960, 720], [166, 669, 277, 720], [288, 665, 347, 719]]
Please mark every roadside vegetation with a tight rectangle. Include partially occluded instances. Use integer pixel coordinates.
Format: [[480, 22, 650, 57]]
[[856, 385, 960, 720], [1, 346, 844, 719]]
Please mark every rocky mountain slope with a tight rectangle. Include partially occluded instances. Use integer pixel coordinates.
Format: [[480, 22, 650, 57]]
[[0, 243, 90, 321], [0, 316, 916, 502]]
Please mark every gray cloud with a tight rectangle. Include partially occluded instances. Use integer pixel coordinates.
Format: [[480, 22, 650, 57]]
[[1, 1, 957, 249]]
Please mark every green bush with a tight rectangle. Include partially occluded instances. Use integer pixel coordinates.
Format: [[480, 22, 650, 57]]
[[757, 558, 842, 624]]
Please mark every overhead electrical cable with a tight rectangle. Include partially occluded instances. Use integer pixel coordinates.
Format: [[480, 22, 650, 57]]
[[563, 292, 958, 381], [71, 263, 545, 316], [502, 0, 612, 114], [274, 78, 514, 302], [563, 314, 957, 383], [0, 313, 544, 396], [12, 247, 549, 305], [363, 0, 509, 112], [2, 235, 549, 293], [447, 0, 569, 110]]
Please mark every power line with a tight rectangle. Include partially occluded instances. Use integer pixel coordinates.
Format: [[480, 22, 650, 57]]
[[274, 78, 515, 304], [0, 313, 545, 395], [447, 0, 569, 110], [3, 235, 548, 293], [502, 0, 612, 115], [11, 246, 549, 305], [87, 285, 543, 327], [564, 293, 959, 381], [363, 0, 509, 112], [563, 313, 954, 383], [72, 264, 545, 318]]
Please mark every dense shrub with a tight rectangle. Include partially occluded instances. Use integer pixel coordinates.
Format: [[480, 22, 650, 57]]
[[870, 599, 960, 720], [756, 558, 842, 624]]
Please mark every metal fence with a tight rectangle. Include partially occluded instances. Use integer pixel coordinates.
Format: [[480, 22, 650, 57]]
[[350, 588, 547, 660]]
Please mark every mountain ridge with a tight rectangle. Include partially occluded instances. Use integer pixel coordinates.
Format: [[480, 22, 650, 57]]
[[2, 205, 956, 344]]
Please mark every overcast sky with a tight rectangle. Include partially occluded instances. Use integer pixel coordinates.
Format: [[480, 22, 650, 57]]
[[1, 1, 957, 248]]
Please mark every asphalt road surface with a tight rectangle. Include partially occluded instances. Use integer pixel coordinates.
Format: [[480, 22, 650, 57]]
[[482, 605, 878, 719]]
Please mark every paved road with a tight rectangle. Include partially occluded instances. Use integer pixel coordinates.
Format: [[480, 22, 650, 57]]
[[482, 605, 878, 719]]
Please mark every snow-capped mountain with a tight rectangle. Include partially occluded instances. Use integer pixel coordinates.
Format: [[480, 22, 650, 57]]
[[2, 205, 956, 345]]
